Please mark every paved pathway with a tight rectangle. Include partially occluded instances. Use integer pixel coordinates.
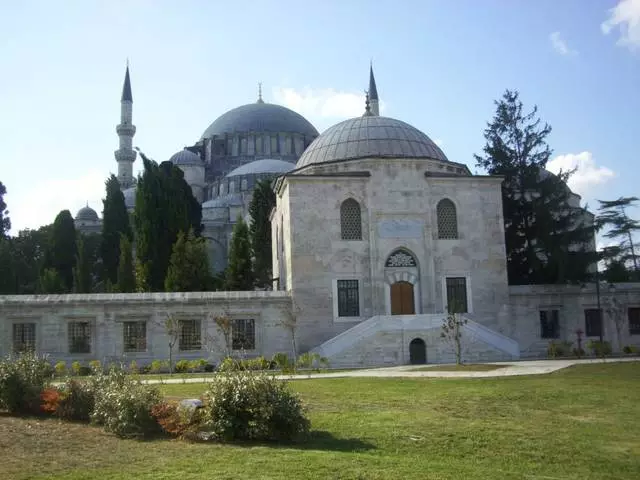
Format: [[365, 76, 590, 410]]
[[140, 357, 639, 384]]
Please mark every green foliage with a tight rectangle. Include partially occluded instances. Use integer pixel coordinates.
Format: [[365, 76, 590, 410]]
[[249, 178, 276, 289], [586, 340, 612, 358], [89, 360, 102, 373], [90, 367, 162, 438], [622, 345, 638, 355], [174, 360, 191, 373], [55, 378, 95, 422], [45, 210, 78, 291], [133, 153, 202, 291], [116, 234, 135, 292], [150, 360, 165, 374], [297, 352, 328, 370], [201, 370, 310, 442], [0, 181, 10, 238], [72, 235, 92, 293], [474, 90, 595, 285], [572, 347, 585, 358], [0, 352, 52, 414], [71, 361, 82, 376], [128, 360, 139, 374], [39, 268, 66, 294], [596, 197, 639, 280], [218, 356, 242, 372], [547, 340, 573, 358], [101, 175, 133, 286], [164, 229, 212, 292], [272, 352, 294, 372], [54, 361, 67, 377], [225, 216, 254, 290]]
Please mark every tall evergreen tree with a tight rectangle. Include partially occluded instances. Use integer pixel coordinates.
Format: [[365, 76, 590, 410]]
[[45, 210, 78, 291], [133, 152, 202, 291], [101, 175, 132, 285], [225, 216, 254, 291], [0, 239, 16, 293], [73, 235, 92, 293], [116, 234, 135, 293], [249, 178, 276, 289], [475, 90, 595, 285], [39, 268, 65, 294], [0, 181, 10, 239], [164, 229, 212, 292], [596, 197, 639, 280]]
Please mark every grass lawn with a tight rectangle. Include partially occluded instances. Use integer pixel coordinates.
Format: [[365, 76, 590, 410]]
[[412, 363, 509, 372], [1, 363, 639, 480]]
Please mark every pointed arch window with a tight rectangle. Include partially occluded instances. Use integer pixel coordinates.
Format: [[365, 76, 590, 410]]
[[437, 199, 458, 239], [340, 198, 362, 240]]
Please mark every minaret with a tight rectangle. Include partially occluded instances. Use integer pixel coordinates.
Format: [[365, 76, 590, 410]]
[[368, 62, 379, 116], [114, 64, 137, 189]]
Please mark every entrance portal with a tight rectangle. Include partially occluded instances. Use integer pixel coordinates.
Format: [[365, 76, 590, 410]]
[[390, 281, 415, 315], [409, 338, 426, 364]]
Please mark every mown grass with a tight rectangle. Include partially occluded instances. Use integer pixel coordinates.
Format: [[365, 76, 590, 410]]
[[1, 363, 639, 480], [411, 363, 509, 372]]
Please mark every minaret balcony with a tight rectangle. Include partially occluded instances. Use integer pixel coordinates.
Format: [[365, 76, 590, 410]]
[[114, 149, 136, 162], [116, 124, 136, 136]]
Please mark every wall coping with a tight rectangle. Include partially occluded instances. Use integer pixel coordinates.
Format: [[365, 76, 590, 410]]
[[509, 282, 640, 296]]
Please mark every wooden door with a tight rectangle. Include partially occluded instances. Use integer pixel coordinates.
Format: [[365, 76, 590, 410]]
[[390, 281, 415, 315]]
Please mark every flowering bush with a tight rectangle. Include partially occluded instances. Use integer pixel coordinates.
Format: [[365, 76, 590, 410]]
[[151, 401, 203, 438], [0, 352, 52, 414], [40, 387, 62, 414], [56, 379, 95, 422]]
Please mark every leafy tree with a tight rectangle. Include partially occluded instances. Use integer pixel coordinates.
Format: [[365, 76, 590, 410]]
[[101, 175, 132, 285], [45, 210, 78, 291], [116, 234, 135, 293], [249, 178, 276, 289], [475, 90, 595, 285], [4, 226, 52, 294], [0, 181, 10, 239], [39, 268, 65, 294], [0, 239, 16, 293], [133, 152, 202, 291], [72, 235, 92, 293], [441, 307, 468, 365], [596, 197, 639, 280], [225, 216, 253, 290], [164, 229, 212, 292]]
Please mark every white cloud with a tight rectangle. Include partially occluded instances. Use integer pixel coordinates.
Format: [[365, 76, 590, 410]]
[[549, 32, 578, 56], [10, 170, 106, 233], [547, 151, 616, 196], [602, 0, 640, 51]]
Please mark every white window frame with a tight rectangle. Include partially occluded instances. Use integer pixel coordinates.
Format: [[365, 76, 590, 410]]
[[332, 277, 364, 323], [441, 274, 473, 314]]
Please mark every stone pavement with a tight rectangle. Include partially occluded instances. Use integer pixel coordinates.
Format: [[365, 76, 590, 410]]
[[140, 357, 639, 384]]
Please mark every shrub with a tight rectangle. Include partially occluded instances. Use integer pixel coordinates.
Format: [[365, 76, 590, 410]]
[[547, 341, 572, 358], [272, 352, 294, 372], [150, 360, 165, 374], [129, 360, 139, 374], [203, 363, 216, 373], [242, 356, 271, 371], [89, 360, 102, 374], [623, 345, 638, 355], [587, 340, 612, 358], [139, 364, 151, 374], [71, 361, 82, 376], [54, 361, 67, 377], [218, 357, 242, 372], [40, 387, 62, 415], [56, 379, 95, 422], [572, 347, 585, 358], [151, 401, 203, 438], [0, 352, 52, 414], [174, 360, 191, 373], [90, 368, 162, 438], [201, 370, 310, 442], [191, 359, 208, 372]]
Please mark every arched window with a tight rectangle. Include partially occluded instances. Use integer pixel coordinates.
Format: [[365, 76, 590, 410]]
[[340, 198, 362, 240], [241, 179, 248, 191], [437, 199, 458, 239]]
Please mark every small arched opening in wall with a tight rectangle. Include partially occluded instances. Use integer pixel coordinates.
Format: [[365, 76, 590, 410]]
[[384, 248, 420, 315], [409, 338, 427, 364]]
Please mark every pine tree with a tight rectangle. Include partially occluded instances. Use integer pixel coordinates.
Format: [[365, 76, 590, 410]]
[[249, 178, 276, 289], [116, 234, 136, 293], [225, 216, 254, 291], [596, 197, 639, 280], [101, 175, 132, 285], [73, 235, 92, 293], [0, 181, 10, 239], [475, 90, 595, 285], [45, 210, 78, 291], [164, 230, 212, 292]]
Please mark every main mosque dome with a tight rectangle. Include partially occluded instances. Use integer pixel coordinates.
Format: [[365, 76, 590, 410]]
[[296, 115, 448, 169], [201, 102, 319, 140]]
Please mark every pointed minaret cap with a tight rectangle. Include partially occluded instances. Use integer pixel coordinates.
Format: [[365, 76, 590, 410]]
[[257, 82, 265, 103], [369, 61, 378, 101], [121, 64, 133, 102]]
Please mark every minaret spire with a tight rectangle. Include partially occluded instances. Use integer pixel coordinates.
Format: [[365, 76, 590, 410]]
[[114, 62, 137, 189], [257, 82, 264, 103], [368, 61, 379, 116]]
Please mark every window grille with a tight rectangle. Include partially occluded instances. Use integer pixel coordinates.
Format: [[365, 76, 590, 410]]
[[179, 319, 201, 351], [628, 308, 640, 335], [446, 277, 468, 313], [437, 199, 458, 239], [340, 199, 362, 240], [232, 319, 256, 350], [385, 249, 417, 267], [68, 321, 91, 354], [584, 309, 602, 337], [539, 310, 560, 339], [13, 323, 36, 353], [123, 321, 147, 352], [337, 280, 360, 317]]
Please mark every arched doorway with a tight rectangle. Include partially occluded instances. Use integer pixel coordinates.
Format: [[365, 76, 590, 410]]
[[409, 338, 426, 364], [390, 281, 415, 315]]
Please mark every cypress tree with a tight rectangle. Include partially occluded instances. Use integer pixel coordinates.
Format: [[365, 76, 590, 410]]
[[73, 235, 92, 293], [249, 178, 276, 289], [225, 216, 254, 291], [165, 229, 212, 292], [101, 175, 132, 285], [45, 210, 78, 291], [116, 234, 135, 293], [596, 197, 639, 280]]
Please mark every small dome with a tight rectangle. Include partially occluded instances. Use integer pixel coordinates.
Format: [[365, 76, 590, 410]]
[[170, 149, 202, 166], [296, 115, 448, 169], [226, 159, 295, 177], [202, 193, 244, 209], [76, 205, 98, 222], [123, 186, 136, 209], [201, 102, 319, 140]]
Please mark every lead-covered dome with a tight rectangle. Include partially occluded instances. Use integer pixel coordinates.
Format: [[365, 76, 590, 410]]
[[226, 159, 294, 177], [170, 148, 202, 166], [201, 102, 319, 140], [296, 115, 448, 169], [76, 205, 98, 222]]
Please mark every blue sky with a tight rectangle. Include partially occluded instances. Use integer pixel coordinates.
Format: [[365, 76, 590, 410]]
[[1, 0, 638, 237]]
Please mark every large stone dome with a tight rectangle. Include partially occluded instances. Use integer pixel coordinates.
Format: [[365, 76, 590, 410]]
[[170, 148, 202, 166], [201, 102, 319, 140], [296, 115, 448, 169], [76, 205, 99, 222], [226, 159, 294, 177]]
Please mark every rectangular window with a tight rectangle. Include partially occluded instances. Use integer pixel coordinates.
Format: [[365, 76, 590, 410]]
[[123, 321, 147, 353], [13, 323, 36, 353], [68, 321, 91, 354], [584, 309, 602, 337], [629, 308, 640, 336], [446, 277, 468, 313], [232, 319, 256, 350], [337, 280, 360, 317], [179, 319, 201, 351], [539, 310, 560, 339]]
